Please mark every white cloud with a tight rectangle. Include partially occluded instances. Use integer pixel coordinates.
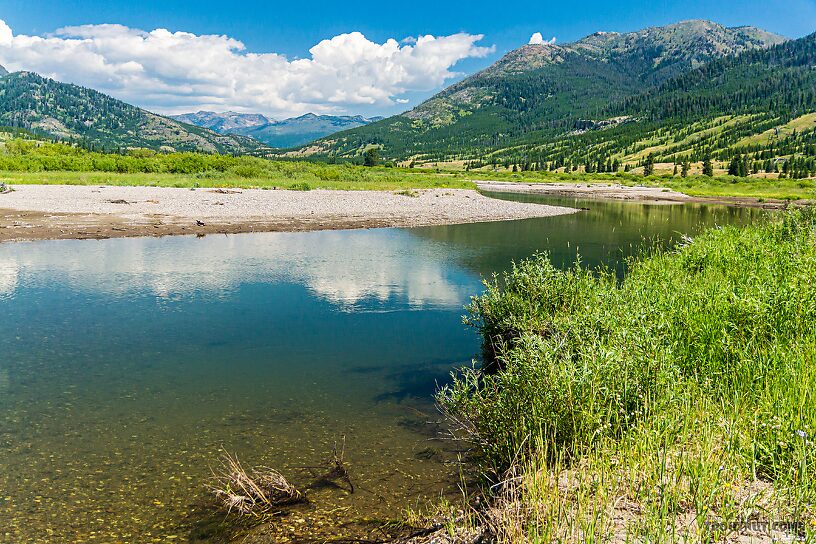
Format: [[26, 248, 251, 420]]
[[0, 20, 493, 117], [529, 32, 556, 45]]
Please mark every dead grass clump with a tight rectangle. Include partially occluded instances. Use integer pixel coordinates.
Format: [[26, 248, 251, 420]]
[[210, 451, 304, 517]]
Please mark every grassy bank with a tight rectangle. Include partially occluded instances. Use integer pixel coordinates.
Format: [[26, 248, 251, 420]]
[[435, 209, 816, 542], [0, 170, 475, 191], [0, 139, 474, 190], [470, 169, 816, 201], [3, 166, 813, 200], [659, 176, 816, 201], [1, 138, 814, 198]]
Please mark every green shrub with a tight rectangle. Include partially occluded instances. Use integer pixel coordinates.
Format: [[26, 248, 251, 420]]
[[439, 209, 816, 484], [230, 165, 264, 179]]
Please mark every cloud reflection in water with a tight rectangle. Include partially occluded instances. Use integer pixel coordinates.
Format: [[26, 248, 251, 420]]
[[0, 228, 476, 310]]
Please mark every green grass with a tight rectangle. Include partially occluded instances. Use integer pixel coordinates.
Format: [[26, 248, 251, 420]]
[[735, 113, 816, 148], [5, 168, 813, 199], [0, 138, 476, 191], [436, 209, 816, 542], [661, 176, 816, 201], [466, 170, 816, 201], [0, 137, 813, 198], [0, 169, 475, 191]]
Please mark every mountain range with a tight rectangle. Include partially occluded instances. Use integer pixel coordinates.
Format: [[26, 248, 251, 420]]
[[171, 111, 383, 148], [170, 111, 275, 133], [1, 19, 815, 170]]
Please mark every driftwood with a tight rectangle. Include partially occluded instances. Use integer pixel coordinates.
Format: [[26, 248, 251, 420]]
[[306, 437, 355, 494]]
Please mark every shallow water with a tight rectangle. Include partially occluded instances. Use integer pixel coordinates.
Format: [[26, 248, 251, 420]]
[[0, 195, 765, 542]]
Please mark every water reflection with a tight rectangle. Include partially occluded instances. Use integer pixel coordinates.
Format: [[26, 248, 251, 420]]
[[0, 228, 475, 310], [412, 193, 767, 277], [0, 255, 17, 297]]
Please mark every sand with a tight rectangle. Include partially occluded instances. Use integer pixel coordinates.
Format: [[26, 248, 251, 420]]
[[0, 185, 577, 243]]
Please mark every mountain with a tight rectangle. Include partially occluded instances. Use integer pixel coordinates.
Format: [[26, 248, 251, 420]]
[[175, 111, 382, 148], [431, 27, 816, 174], [0, 65, 7, 77], [300, 20, 787, 161], [0, 71, 267, 154], [493, 29, 816, 171], [170, 111, 274, 133], [232, 114, 382, 148]]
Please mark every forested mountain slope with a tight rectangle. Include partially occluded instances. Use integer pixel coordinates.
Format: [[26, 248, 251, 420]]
[[513, 30, 816, 173], [297, 20, 789, 163], [0, 71, 267, 154]]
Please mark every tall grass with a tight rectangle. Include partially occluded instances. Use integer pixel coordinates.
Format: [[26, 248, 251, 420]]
[[437, 209, 816, 541]]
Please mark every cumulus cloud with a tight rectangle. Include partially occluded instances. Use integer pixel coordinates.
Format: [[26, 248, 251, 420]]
[[0, 20, 493, 117], [529, 32, 556, 45]]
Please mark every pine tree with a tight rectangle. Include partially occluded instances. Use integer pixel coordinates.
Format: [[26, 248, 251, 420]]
[[643, 153, 655, 176], [702, 154, 714, 177], [728, 155, 741, 176]]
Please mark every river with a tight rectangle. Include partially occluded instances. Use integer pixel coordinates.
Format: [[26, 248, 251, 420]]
[[0, 194, 765, 543]]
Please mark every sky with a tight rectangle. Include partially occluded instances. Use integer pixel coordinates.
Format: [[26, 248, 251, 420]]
[[0, 0, 814, 119]]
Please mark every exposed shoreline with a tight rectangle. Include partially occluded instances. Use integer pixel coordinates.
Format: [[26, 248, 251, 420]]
[[474, 180, 796, 208], [0, 185, 577, 243]]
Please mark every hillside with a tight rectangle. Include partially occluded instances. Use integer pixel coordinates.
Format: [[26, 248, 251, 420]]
[[300, 20, 788, 162], [509, 30, 816, 174], [0, 71, 267, 154], [175, 111, 381, 148]]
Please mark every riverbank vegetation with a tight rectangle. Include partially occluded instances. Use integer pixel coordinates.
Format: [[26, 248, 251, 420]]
[[0, 135, 814, 199], [435, 209, 815, 542], [0, 139, 474, 191]]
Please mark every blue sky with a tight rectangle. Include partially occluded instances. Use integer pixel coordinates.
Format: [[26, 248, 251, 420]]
[[1, 0, 815, 117]]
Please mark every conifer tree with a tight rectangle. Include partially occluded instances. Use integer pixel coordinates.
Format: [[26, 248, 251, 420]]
[[643, 153, 655, 176], [702, 154, 714, 177]]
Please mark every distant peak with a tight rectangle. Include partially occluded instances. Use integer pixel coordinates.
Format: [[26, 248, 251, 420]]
[[0, 64, 7, 76]]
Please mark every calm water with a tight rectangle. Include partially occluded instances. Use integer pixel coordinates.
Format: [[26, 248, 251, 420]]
[[0, 195, 765, 543]]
